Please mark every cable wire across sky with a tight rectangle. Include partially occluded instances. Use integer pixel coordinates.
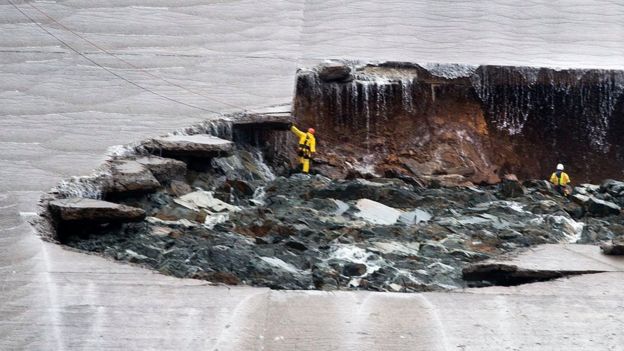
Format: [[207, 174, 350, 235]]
[[7, 0, 260, 115]]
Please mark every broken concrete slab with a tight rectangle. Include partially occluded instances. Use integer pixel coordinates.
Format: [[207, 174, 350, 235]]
[[143, 134, 233, 157], [108, 160, 161, 194], [227, 110, 293, 130], [463, 244, 624, 286], [49, 198, 146, 223], [133, 156, 187, 183]]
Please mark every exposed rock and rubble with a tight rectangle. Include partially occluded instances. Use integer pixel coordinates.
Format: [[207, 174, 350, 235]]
[[38, 62, 624, 293], [38, 126, 624, 292]]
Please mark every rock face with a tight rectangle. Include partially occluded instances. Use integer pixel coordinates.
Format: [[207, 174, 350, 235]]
[[49, 198, 145, 222], [294, 62, 624, 184], [143, 134, 233, 158]]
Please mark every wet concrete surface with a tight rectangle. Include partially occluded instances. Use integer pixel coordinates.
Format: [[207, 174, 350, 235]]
[[2, 1, 624, 349]]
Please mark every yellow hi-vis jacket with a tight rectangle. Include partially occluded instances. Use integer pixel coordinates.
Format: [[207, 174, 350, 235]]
[[291, 126, 316, 155], [550, 171, 570, 186]]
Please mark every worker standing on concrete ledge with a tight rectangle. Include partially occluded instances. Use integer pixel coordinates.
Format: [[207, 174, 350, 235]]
[[290, 124, 316, 173], [549, 163, 571, 196]]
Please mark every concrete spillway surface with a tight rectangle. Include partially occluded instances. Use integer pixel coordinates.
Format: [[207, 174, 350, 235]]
[[3, 0, 624, 349]]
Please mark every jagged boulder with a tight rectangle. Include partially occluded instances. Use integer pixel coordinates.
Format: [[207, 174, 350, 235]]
[[571, 193, 590, 206], [601, 236, 624, 255], [342, 263, 367, 277], [564, 201, 585, 219], [498, 174, 527, 198], [49, 198, 145, 223], [523, 179, 553, 194], [599, 179, 624, 196], [108, 160, 161, 194], [134, 156, 187, 183], [317, 62, 352, 82], [586, 196, 621, 217], [581, 183, 600, 193], [310, 179, 421, 208], [168, 180, 193, 197]]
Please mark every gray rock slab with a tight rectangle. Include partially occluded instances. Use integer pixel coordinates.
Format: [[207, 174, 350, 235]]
[[143, 134, 234, 157], [48, 197, 145, 222], [587, 196, 621, 216], [571, 193, 590, 205]]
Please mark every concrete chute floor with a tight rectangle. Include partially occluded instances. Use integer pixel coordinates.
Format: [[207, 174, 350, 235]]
[[2, 1, 624, 349]]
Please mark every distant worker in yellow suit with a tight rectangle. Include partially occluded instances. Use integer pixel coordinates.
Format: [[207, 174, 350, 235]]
[[549, 163, 571, 196], [290, 124, 316, 173]]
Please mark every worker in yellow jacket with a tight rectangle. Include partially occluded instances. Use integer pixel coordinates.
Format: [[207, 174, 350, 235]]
[[290, 124, 316, 173], [549, 163, 571, 196]]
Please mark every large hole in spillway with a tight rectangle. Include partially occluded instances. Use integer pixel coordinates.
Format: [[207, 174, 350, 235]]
[[38, 61, 624, 293]]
